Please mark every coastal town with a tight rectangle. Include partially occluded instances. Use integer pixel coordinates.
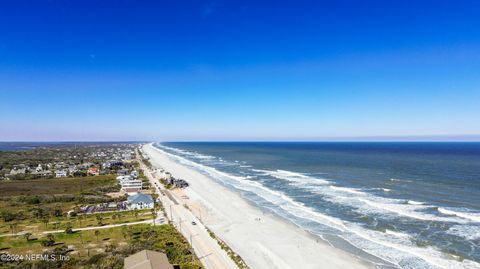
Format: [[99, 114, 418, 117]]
[[0, 143, 225, 269]]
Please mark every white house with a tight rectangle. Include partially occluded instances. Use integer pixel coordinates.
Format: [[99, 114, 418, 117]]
[[35, 164, 43, 172], [55, 170, 68, 178], [127, 193, 154, 210], [117, 175, 143, 192]]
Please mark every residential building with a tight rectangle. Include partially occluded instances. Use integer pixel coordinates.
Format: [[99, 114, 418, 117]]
[[117, 169, 129, 176], [87, 167, 99, 176], [124, 250, 173, 269], [31, 170, 53, 179], [121, 178, 143, 192], [55, 170, 68, 178], [127, 193, 154, 210], [35, 164, 43, 172]]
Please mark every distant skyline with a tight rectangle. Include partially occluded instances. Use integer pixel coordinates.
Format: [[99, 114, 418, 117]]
[[1, 1, 479, 141]]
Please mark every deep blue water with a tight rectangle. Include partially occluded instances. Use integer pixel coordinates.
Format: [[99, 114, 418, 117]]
[[156, 142, 480, 269], [0, 142, 41, 151]]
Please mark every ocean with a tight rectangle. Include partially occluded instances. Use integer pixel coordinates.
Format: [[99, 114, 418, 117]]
[[155, 142, 480, 269]]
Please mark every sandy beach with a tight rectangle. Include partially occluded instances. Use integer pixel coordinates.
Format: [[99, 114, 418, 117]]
[[143, 143, 373, 269]]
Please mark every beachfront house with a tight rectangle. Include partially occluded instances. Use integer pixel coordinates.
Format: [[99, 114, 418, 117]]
[[127, 193, 154, 210], [118, 175, 143, 192]]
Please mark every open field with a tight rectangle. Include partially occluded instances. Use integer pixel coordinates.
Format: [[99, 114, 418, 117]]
[[0, 175, 117, 196], [0, 175, 121, 221]]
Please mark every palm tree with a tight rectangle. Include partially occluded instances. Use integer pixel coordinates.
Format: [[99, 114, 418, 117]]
[[42, 217, 49, 229], [23, 232, 32, 242], [65, 222, 73, 234], [96, 215, 103, 226], [78, 215, 83, 226], [9, 222, 18, 234], [134, 209, 139, 220], [94, 230, 100, 242], [151, 209, 157, 226]]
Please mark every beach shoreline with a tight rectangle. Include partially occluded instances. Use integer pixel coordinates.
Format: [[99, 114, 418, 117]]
[[143, 143, 375, 269]]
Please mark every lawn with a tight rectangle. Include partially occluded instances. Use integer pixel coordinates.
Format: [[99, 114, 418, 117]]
[[0, 224, 203, 269], [0, 208, 155, 235]]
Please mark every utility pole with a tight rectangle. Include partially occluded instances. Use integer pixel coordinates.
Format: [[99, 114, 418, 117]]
[[190, 234, 194, 262]]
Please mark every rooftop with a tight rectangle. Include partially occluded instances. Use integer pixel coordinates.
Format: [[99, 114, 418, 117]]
[[127, 193, 153, 204], [124, 250, 173, 269]]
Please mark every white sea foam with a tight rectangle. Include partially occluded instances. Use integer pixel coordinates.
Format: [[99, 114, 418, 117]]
[[390, 178, 412, 183], [446, 225, 480, 240], [438, 208, 480, 222], [345, 224, 480, 269], [356, 198, 440, 222], [330, 186, 365, 195], [372, 188, 391, 192], [385, 229, 410, 238], [253, 169, 330, 185], [407, 200, 424, 205]]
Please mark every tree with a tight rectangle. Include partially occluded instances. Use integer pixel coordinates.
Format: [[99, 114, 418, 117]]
[[42, 217, 49, 229], [96, 215, 103, 226], [42, 234, 55, 246], [151, 209, 158, 226], [1, 210, 15, 222], [9, 222, 18, 234], [134, 209, 139, 220], [94, 230, 100, 242], [23, 232, 32, 242], [65, 222, 73, 234]]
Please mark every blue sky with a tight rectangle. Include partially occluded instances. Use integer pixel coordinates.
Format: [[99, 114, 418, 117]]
[[1, 0, 479, 141]]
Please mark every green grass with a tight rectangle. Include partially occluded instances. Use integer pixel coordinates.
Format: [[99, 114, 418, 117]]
[[0, 224, 203, 269], [0, 209, 154, 235]]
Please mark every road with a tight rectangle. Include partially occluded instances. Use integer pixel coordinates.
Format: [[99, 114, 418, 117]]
[[139, 151, 238, 269]]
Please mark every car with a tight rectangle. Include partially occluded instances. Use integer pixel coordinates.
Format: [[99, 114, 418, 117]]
[[191, 221, 197, 225]]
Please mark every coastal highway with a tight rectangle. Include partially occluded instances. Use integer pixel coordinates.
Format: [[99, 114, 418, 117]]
[[139, 154, 238, 269]]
